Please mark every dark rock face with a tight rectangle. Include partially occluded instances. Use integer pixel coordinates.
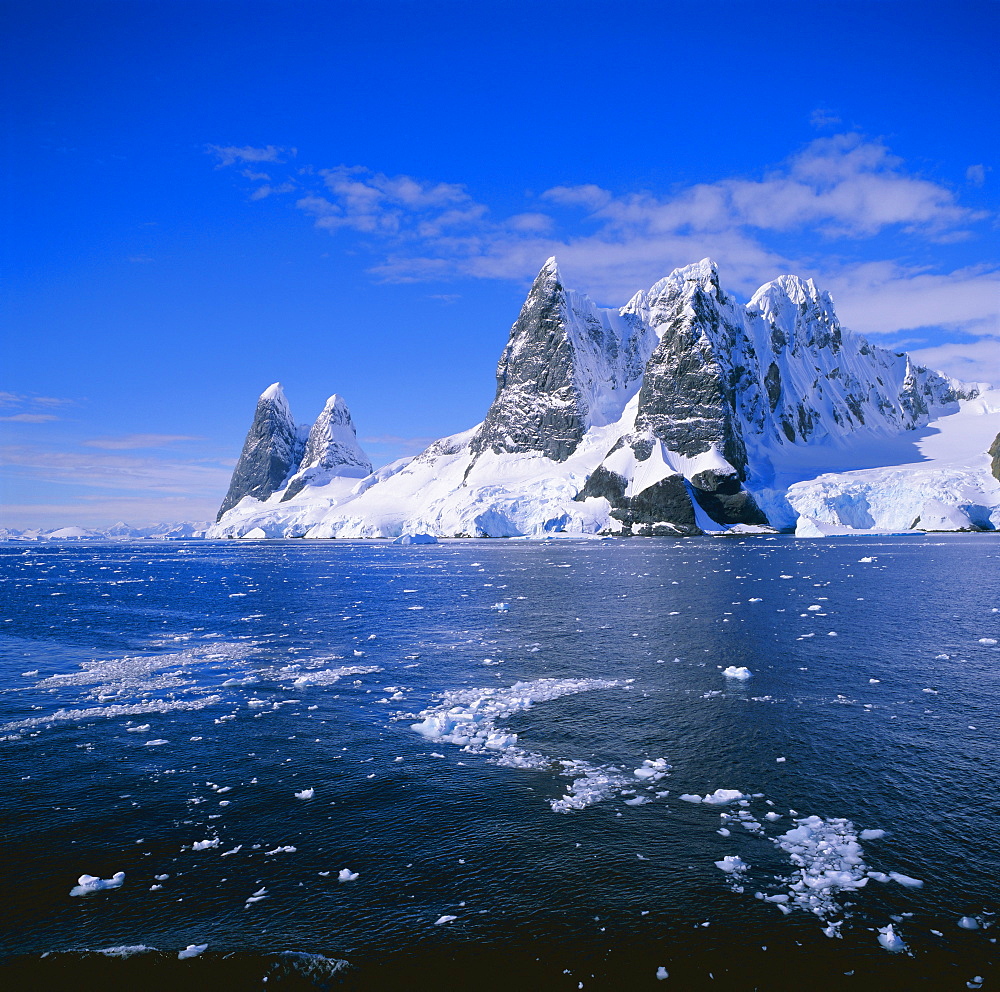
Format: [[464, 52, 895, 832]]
[[217, 385, 304, 520], [990, 432, 1000, 483], [575, 451, 701, 537], [634, 273, 749, 480], [470, 260, 586, 463], [689, 469, 769, 526]]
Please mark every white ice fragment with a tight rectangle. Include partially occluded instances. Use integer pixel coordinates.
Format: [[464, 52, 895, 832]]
[[145, 739, 168, 746], [679, 794, 703, 803], [979, 638, 997, 645], [889, 872, 924, 888], [702, 789, 745, 805], [959, 916, 980, 930], [191, 838, 219, 851], [70, 871, 125, 896], [860, 829, 885, 840], [716, 828, 731, 837], [877, 924, 907, 953], [722, 667, 752, 681], [265, 845, 297, 855], [178, 943, 208, 959], [294, 788, 314, 800], [776, 757, 786, 763], [714, 855, 749, 874], [656, 966, 668, 980], [338, 869, 359, 882], [434, 915, 457, 925]]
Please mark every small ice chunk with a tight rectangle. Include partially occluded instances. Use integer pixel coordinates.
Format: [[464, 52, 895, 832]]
[[722, 667, 752, 680], [714, 855, 749, 874], [656, 966, 668, 980], [434, 915, 457, 925], [860, 828, 885, 840], [294, 788, 314, 800], [679, 794, 703, 803], [702, 789, 745, 805], [338, 869, 359, 882], [716, 827, 731, 837], [178, 944, 208, 959], [264, 845, 296, 855], [877, 924, 906, 953], [191, 838, 219, 851], [70, 871, 125, 897], [145, 739, 168, 746], [958, 916, 980, 930], [889, 872, 923, 888], [979, 638, 997, 645], [776, 757, 786, 763]]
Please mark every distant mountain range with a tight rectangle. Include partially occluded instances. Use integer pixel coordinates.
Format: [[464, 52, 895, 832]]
[[0, 522, 211, 542], [209, 258, 1000, 538]]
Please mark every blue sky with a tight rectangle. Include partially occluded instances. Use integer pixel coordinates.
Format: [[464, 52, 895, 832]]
[[2, 0, 998, 529]]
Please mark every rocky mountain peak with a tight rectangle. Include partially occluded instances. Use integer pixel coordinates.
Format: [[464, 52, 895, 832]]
[[216, 383, 306, 520]]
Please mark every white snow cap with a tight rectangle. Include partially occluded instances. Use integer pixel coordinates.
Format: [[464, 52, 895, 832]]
[[258, 382, 292, 416]]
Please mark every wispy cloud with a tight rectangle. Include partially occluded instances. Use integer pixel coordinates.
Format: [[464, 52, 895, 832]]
[[966, 164, 987, 187], [0, 413, 59, 423], [810, 108, 842, 128], [0, 445, 231, 496], [82, 433, 204, 450], [0, 391, 75, 408], [207, 144, 293, 167]]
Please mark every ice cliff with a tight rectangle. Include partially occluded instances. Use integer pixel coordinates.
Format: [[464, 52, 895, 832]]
[[211, 261, 1000, 538]]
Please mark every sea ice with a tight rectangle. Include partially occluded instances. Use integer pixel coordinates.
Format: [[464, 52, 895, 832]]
[[191, 838, 219, 851], [958, 916, 980, 930], [434, 915, 457, 925], [877, 924, 907, 953], [70, 871, 125, 896], [888, 872, 923, 888], [722, 667, 752, 680], [294, 788, 315, 799], [703, 789, 745, 805], [715, 855, 750, 874], [178, 944, 208, 959], [338, 869, 359, 882], [656, 966, 668, 980]]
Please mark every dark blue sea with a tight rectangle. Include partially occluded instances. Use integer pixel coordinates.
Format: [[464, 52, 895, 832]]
[[1, 537, 997, 990]]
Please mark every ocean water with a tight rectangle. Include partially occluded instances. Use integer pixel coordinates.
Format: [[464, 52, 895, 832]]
[[0, 536, 997, 990]]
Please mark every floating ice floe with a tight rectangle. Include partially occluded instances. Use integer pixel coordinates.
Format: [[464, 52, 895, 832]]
[[191, 838, 219, 851], [958, 916, 980, 930], [294, 788, 315, 800], [877, 924, 907, 953], [338, 869, 359, 882], [410, 677, 659, 812], [434, 915, 457, 925], [763, 816, 873, 924], [178, 944, 208, 959], [393, 533, 437, 545], [70, 871, 125, 897], [656, 966, 668, 980], [715, 855, 750, 873], [722, 667, 752, 680], [680, 788, 746, 805]]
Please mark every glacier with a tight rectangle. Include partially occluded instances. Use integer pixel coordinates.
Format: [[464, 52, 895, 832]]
[[210, 259, 1000, 539]]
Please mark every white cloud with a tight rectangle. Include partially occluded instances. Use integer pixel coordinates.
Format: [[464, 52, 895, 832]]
[[208, 144, 291, 167], [909, 336, 1000, 387], [82, 434, 204, 450], [967, 164, 987, 187], [0, 413, 58, 423]]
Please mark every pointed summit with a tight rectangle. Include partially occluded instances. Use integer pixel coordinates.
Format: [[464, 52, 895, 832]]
[[216, 383, 305, 520], [281, 394, 373, 501]]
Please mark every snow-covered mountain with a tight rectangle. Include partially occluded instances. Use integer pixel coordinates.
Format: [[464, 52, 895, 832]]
[[0, 521, 211, 541], [210, 259, 1000, 539]]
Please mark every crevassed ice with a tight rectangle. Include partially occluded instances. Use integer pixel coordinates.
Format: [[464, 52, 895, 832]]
[[409, 677, 670, 812]]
